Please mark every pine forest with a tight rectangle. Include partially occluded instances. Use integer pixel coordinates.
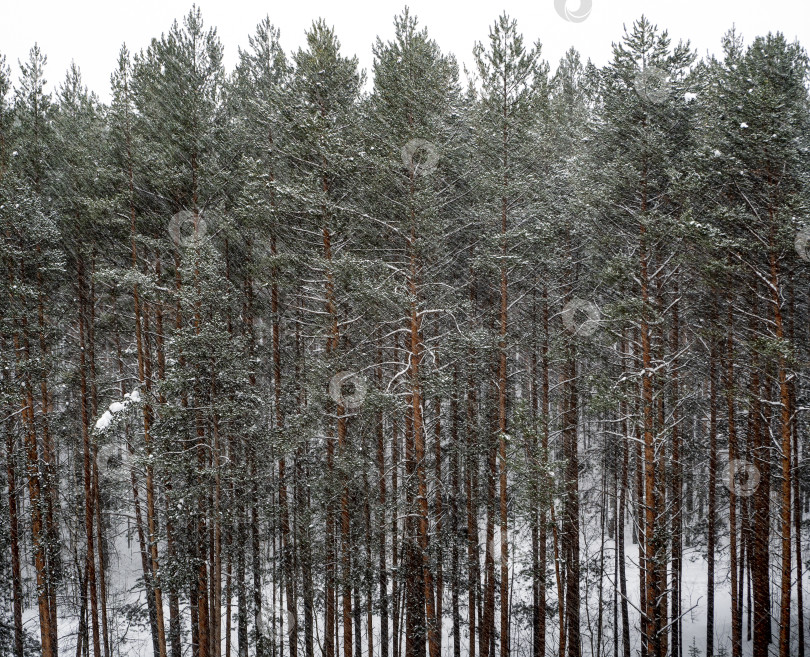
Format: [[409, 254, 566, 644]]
[[1, 6, 809, 657]]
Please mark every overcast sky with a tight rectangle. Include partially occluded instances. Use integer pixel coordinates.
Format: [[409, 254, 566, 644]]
[[2, 0, 809, 100]]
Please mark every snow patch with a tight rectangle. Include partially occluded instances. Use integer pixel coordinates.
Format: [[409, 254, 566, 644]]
[[95, 388, 141, 431], [95, 410, 113, 431]]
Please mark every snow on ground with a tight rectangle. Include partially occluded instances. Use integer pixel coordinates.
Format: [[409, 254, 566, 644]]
[[19, 487, 810, 657]]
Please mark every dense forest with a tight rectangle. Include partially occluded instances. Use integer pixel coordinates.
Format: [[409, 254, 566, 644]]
[[1, 6, 809, 657]]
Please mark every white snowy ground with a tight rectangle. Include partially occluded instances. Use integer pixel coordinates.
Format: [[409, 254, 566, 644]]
[[20, 495, 810, 657]]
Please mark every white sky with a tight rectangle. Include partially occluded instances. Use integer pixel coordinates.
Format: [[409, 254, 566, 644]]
[[2, 0, 809, 100]]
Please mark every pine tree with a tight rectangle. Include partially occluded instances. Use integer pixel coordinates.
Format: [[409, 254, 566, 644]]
[[286, 19, 363, 657], [9, 43, 62, 657], [366, 10, 467, 657], [471, 17, 545, 657], [593, 16, 695, 657]]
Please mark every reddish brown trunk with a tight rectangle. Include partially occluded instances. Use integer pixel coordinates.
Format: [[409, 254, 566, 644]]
[[405, 161, 435, 657], [16, 332, 53, 657], [86, 251, 110, 657], [750, 291, 771, 657], [78, 253, 102, 657], [670, 282, 682, 657], [707, 333, 718, 657], [539, 289, 551, 657], [639, 221, 659, 657], [563, 353, 580, 657], [481, 408, 496, 657], [787, 271, 802, 657], [450, 366, 462, 657], [3, 341, 24, 657], [392, 337, 401, 657], [321, 213, 343, 657], [618, 369, 631, 657], [35, 253, 59, 657], [769, 241, 792, 657], [434, 395, 444, 656], [465, 356, 479, 657], [726, 294, 741, 657], [378, 345, 390, 657], [635, 430, 646, 657], [465, 275, 479, 657], [550, 499, 565, 657], [498, 166, 509, 657]]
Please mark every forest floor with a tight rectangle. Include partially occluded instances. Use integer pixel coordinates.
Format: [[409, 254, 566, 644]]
[[21, 505, 810, 657]]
